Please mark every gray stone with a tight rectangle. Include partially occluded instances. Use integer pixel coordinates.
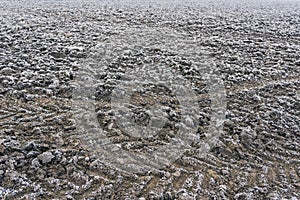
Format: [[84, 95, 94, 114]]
[[38, 152, 54, 164]]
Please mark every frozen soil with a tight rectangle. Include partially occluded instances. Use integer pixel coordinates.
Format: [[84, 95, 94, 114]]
[[0, 0, 300, 199]]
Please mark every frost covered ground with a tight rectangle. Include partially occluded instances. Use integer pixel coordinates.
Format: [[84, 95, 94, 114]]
[[0, 0, 300, 199]]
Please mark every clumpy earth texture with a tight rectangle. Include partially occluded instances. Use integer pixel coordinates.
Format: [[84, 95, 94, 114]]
[[0, 0, 300, 199]]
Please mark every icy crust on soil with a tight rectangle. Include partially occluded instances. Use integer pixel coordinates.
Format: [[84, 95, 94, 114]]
[[0, 0, 300, 199], [73, 26, 226, 173]]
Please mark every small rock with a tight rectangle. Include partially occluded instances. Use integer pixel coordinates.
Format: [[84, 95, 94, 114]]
[[38, 152, 54, 164], [66, 195, 74, 200], [48, 78, 60, 89], [31, 158, 41, 168], [184, 116, 194, 127], [221, 169, 229, 176], [24, 142, 36, 151], [49, 51, 66, 59], [173, 171, 181, 177], [164, 172, 171, 178]]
